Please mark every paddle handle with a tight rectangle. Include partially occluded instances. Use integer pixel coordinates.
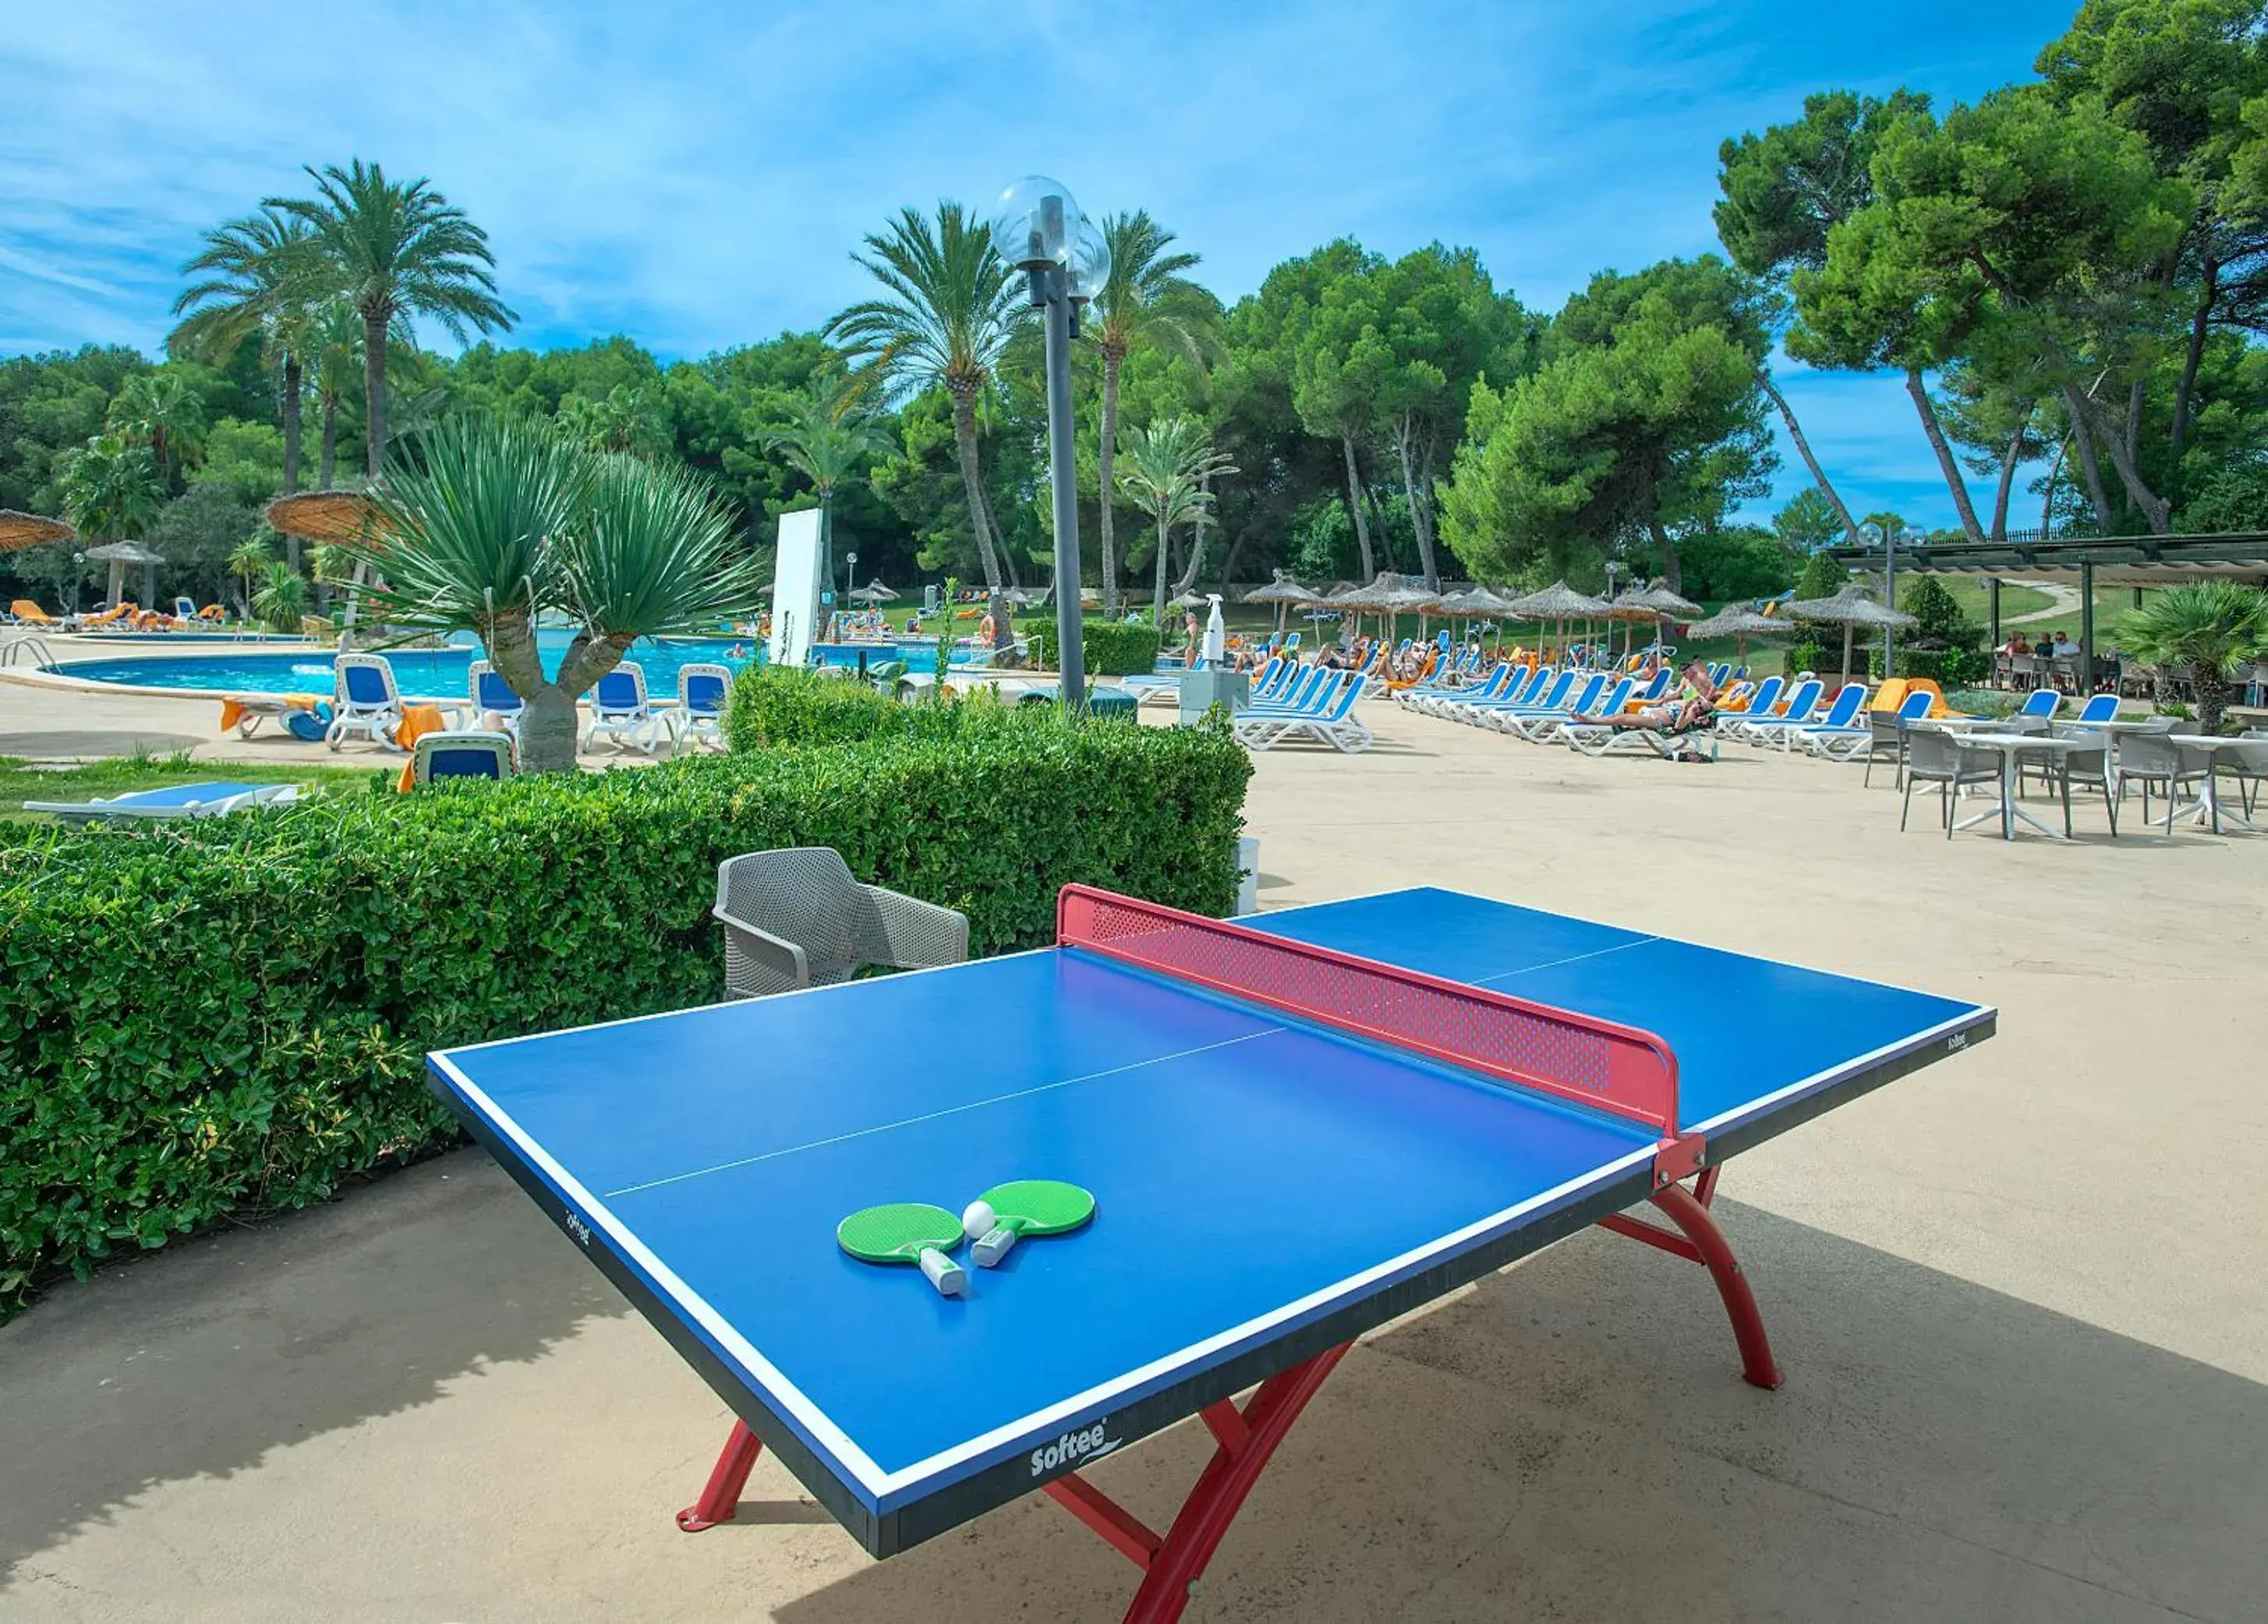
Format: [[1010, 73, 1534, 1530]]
[[917, 1246, 967, 1297], [972, 1224, 1021, 1268]]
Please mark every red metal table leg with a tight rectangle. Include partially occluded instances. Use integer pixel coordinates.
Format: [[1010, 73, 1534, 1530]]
[[677, 1420, 763, 1532], [1041, 1340, 1354, 1624], [1603, 1180, 1783, 1390]]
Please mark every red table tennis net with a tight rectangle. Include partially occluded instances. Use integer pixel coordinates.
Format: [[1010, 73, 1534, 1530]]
[[1056, 886, 1680, 1138]]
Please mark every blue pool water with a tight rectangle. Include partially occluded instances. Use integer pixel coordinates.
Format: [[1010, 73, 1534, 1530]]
[[51, 633, 969, 699]]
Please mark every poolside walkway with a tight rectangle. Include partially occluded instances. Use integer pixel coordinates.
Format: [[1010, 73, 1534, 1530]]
[[2, 699, 2263, 1621]]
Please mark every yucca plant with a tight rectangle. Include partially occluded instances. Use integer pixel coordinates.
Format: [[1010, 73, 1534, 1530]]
[[335, 415, 765, 771], [2114, 582, 2268, 737], [252, 561, 307, 635]]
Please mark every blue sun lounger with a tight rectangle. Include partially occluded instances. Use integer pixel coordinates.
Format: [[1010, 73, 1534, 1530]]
[[27, 782, 301, 824]]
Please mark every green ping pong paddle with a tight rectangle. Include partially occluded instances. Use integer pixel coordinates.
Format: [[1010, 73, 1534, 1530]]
[[837, 1202, 968, 1297], [961, 1180, 1097, 1268]]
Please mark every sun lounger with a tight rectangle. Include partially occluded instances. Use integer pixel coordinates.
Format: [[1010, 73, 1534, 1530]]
[[1484, 672, 1607, 736], [1779, 684, 1873, 756], [1723, 679, 1824, 745], [1439, 667, 1564, 726], [412, 731, 517, 784], [327, 653, 405, 750], [671, 663, 733, 752], [1528, 678, 1636, 743], [458, 660, 527, 733], [1561, 710, 1719, 761], [1234, 674, 1372, 752], [584, 660, 659, 752], [27, 782, 301, 823]]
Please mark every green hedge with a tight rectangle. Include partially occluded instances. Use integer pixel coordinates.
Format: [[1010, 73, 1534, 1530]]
[[1014, 617, 1164, 678], [724, 664, 905, 748], [0, 715, 1250, 1314]]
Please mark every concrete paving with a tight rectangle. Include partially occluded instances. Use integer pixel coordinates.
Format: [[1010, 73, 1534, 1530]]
[[4, 696, 2265, 1622]]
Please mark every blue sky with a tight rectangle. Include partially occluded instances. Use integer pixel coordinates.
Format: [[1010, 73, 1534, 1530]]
[[1, 0, 2079, 528]]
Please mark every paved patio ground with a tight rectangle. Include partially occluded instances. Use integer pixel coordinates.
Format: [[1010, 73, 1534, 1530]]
[[3, 692, 2264, 1622]]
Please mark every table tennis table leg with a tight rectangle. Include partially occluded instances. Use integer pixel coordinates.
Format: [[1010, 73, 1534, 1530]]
[[1042, 1339, 1353, 1624], [1596, 1173, 1784, 1391], [676, 1420, 763, 1532]]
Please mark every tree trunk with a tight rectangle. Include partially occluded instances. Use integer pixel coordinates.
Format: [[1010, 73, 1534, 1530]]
[[1760, 373, 1859, 538], [1152, 508, 1171, 624], [2123, 377, 2146, 480], [319, 393, 338, 490], [2194, 662, 2231, 738], [2043, 437, 2067, 535], [2062, 382, 2170, 533], [1394, 417, 1440, 589], [947, 383, 1013, 650], [2065, 405, 2118, 530], [486, 610, 573, 773], [362, 308, 387, 479], [2171, 257, 2217, 455], [1990, 411, 2028, 543], [1905, 367, 1987, 543], [1339, 433, 1375, 579], [280, 354, 303, 497], [1173, 471, 1212, 595], [1365, 485, 1396, 573], [1097, 345, 1123, 617], [1648, 518, 1682, 596]]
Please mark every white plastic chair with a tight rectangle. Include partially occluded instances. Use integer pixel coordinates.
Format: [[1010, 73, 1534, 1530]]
[[327, 653, 404, 751], [584, 661, 657, 753], [672, 663, 733, 752]]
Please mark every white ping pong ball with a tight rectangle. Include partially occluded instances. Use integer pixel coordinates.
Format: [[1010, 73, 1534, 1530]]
[[962, 1201, 996, 1242]]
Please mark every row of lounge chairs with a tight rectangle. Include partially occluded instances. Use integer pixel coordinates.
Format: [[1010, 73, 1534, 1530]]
[[1229, 660, 1374, 752], [313, 653, 731, 755]]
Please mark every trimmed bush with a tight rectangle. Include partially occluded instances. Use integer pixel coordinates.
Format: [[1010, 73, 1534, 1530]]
[[724, 664, 904, 749], [1014, 617, 1163, 678], [0, 715, 1250, 1314]]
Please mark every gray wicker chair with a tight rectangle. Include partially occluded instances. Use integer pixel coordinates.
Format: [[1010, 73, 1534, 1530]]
[[714, 847, 968, 1000], [2112, 731, 2203, 835]]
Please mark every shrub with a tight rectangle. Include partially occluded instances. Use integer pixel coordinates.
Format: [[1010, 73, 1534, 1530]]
[[1785, 639, 1831, 676], [724, 664, 903, 749], [1873, 646, 1987, 687], [0, 716, 1250, 1315], [1014, 617, 1162, 678]]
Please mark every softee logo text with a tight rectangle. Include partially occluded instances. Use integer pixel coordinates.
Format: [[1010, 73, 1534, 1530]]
[[1030, 1423, 1120, 1476]]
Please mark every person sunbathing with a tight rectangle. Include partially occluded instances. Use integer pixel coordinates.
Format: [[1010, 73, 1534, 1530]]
[[1573, 662, 1721, 732]]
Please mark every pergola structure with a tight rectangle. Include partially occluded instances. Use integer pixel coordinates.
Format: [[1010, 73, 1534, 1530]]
[[1824, 532, 2268, 693]]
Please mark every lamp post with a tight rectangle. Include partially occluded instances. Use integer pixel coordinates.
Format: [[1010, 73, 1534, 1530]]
[[846, 550, 858, 621], [989, 177, 1109, 712]]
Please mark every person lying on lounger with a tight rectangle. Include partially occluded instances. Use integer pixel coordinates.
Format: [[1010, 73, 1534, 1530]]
[[1573, 661, 1722, 732]]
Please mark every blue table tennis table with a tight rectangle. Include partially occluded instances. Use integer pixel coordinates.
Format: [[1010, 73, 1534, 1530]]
[[428, 884, 1992, 1624]]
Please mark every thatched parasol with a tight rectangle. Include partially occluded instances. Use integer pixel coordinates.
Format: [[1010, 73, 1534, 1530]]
[[0, 510, 74, 554], [1781, 586, 1916, 681], [1168, 589, 1211, 610], [1244, 571, 1320, 633], [1439, 584, 1519, 652], [84, 540, 165, 608], [848, 581, 900, 604], [264, 488, 387, 542], [1508, 581, 1607, 661], [1683, 606, 1792, 665]]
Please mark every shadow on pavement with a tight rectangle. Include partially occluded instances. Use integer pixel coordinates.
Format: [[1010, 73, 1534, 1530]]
[[0, 1150, 624, 1573], [773, 1200, 2268, 1624]]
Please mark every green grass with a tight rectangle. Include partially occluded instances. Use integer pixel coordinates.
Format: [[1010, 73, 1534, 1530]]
[[0, 752, 387, 822]]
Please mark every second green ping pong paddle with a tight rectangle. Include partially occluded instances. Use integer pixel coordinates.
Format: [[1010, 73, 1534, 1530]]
[[962, 1180, 1096, 1267], [837, 1202, 968, 1297]]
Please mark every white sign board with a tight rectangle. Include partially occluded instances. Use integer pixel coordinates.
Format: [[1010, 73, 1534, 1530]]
[[768, 508, 825, 669]]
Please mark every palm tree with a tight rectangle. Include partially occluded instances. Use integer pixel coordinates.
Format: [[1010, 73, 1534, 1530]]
[[251, 561, 307, 635], [762, 370, 890, 627], [227, 536, 273, 615], [827, 203, 1024, 639], [306, 297, 382, 490], [1088, 211, 1207, 617], [2115, 583, 2268, 737], [172, 207, 323, 524], [105, 370, 210, 488], [271, 159, 516, 480], [58, 434, 166, 604], [558, 384, 670, 458], [334, 415, 765, 773], [1116, 416, 1236, 624]]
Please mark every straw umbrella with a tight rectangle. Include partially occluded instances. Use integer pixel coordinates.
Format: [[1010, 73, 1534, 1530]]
[[264, 489, 385, 543], [1244, 571, 1321, 635], [1441, 585, 1518, 653], [0, 510, 74, 554], [1378, 575, 1445, 643], [83, 541, 165, 608], [848, 581, 900, 604], [1682, 606, 1792, 667], [1781, 585, 1916, 682], [1509, 581, 1607, 663]]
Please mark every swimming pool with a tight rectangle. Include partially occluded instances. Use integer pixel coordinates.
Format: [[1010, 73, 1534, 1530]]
[[47, 633, 970, 698]]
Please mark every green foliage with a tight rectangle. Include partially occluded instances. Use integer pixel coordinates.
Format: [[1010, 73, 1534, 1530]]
[[252, 561, 306, 632], [1773, 486, 1848, 550], [1898, 575, 1977, 648], [0, 720, 1250, 1315], [725, 666, 905, 748], [1876, 646, 1988, 687], [1675, 525, 1796, 600], [189, 416, 287, 505], [2114, 580, 2268, 731], [1075, 620, 1164, 678], [1795, 550, 1849, 598], [1438, 257, 1775, 590], [1785, 638, 1831, 676]]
